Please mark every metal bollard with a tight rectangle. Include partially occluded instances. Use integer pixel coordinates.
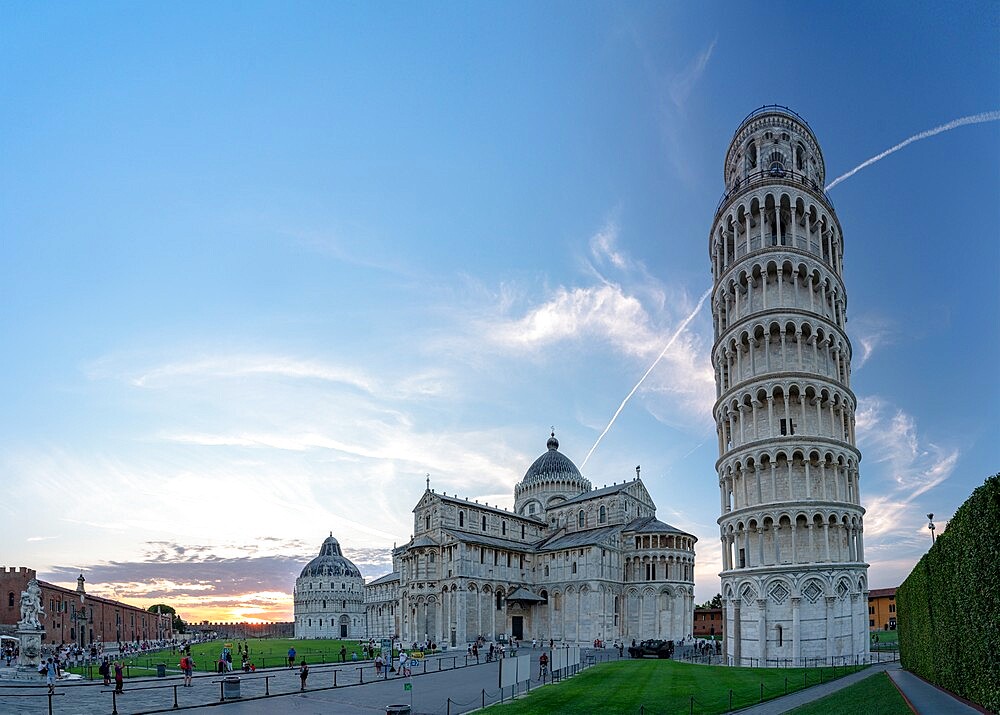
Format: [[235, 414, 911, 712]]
[[760, 682, 764, 703], [173, 684, 179, 709]]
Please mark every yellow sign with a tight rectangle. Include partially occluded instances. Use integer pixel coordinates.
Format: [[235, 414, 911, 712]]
[[410, 651, 424, 659]]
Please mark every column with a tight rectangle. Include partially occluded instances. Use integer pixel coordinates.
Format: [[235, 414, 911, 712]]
[[757, 599, 767, 663], [791, 597, 801, 666]]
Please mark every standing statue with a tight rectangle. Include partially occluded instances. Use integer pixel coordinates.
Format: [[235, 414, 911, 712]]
[[17, 579, 44, 630]]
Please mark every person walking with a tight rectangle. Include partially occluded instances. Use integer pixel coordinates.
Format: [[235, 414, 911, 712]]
[[340, 645, 347, 662], [287, 646, 296, 668], [375, 653, 383, 676], [538, 652, 549, 681], [397, 650, 407, 676], [45, 658, 56, 694], [299, 660, 309, 691]]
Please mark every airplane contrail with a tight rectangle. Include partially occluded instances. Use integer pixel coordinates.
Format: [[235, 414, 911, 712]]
[[825, 110, 1000, 191], [581, 287, 712, 469]]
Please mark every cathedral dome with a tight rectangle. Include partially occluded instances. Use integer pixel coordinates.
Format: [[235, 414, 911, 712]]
[[299, 533, 362, 579], [521, 433, 585, 486]]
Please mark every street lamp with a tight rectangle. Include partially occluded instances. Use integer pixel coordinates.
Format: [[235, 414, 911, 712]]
[[927, 513, 936, 544]]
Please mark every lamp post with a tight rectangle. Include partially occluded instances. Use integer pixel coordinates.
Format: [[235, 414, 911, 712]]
[[927, 513, 936, 544]]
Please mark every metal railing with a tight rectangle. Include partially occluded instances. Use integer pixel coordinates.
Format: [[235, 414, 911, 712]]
[[715, 166, 836, 217]]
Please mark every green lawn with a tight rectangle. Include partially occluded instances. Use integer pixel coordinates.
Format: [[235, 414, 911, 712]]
[[786, 672, 910, 715], [486, 660, 867, 715], [68, 637, 385, 679]]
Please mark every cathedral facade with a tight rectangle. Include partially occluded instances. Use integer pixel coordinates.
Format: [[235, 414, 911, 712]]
[[362, 433, 696, 647]]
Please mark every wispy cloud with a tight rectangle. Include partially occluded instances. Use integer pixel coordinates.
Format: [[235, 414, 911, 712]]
[[850, 315, 895, 369], [856, 396, 959, 539], [668, 36, 718, 109]]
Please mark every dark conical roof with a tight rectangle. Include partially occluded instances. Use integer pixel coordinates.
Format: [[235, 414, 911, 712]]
[[299, 533, 361, 579], [521, 432, 586, 486]]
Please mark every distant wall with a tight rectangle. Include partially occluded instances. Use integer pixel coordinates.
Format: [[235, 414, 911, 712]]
[[897, 472, 999, 713]]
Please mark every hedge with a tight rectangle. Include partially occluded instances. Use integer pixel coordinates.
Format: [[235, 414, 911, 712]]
[[897, 472, 999, 713]]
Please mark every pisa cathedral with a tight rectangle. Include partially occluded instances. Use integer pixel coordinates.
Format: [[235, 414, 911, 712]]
[[297, 434, 696, 646], [295, 107, 869, 665], [710, 106, 869, 665]]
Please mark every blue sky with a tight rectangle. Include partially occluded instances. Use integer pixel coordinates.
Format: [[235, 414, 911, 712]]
[[2, 2, 997, 622]]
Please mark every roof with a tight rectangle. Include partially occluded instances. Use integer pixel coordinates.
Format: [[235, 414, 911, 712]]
[[623, 515, 694, 538], [442, 528, 536, 553], [536, 526, 619, 552], [868, 587, 897, 599], [299, 534, 362, 579], [366, 572, 400, 587], [408, 534, 439, 549], [520, 433, 590, 489], [506, 587, 546, 603], [558, 482, 632, 507], [433, 493, 535, 520]]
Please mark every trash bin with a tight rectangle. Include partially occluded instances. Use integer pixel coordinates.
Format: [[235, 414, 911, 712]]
[[385, 706, 411, 715], [222, 676, 241, 699], [156, 663, 166, 677]]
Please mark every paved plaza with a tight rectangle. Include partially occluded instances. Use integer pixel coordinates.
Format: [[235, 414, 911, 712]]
[[1, 648, 983, 715]]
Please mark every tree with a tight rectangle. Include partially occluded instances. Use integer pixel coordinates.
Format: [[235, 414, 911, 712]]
[[147, 604, 187, 633], [698, 593, 723, 609]]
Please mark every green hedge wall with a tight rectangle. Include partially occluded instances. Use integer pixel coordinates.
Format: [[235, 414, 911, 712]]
[[897, 472, 999, 713]]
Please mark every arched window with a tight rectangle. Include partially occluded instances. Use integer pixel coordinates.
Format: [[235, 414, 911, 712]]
[[768, 151, 786, 176], [776, 624, 784, 647], [7, 592, 13, 608], [322, 600, 326, 609], [599, 506, 607, 524], [496, 592, 503, 610], [430, 552, 435, 563], [459, 511, 464, 527], [482, 515, 487, 530], [795, 143, 805, 171], [572, 562, 577, 574], [426, 515, 430, 530], [319, 618, 323, 626], [578, 510, 585, 528], [501, 521, 506, 535], [521, 525, 525, 539], [746, 141, 757, 170]]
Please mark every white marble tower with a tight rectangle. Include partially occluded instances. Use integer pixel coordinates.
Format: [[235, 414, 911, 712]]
[[709, 106, 869, 666]]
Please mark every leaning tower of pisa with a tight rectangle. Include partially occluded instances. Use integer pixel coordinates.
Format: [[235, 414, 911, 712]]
[[709, 107, 869, 667]]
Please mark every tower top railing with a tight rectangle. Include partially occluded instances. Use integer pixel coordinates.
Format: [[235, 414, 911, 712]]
[[735, 104, 814, 135], [714, 167, 836, 217]]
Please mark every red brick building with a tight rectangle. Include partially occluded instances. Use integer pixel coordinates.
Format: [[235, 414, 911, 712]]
[[693, 607, 724, 638], [0, 567, 173, 648]]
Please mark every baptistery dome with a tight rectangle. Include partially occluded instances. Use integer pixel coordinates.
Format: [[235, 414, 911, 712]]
[[299, 534, 362, 579]]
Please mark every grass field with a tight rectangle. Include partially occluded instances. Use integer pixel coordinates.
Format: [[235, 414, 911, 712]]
[[785, 672, 910, 715], [486, 659, 866, 714], [67, 637, 383, 679]]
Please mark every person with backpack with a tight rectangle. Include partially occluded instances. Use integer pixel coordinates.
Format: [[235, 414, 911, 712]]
[[299, 660, 309, 691], [180, 655, 194, 686], [98, 657, 110, 686]]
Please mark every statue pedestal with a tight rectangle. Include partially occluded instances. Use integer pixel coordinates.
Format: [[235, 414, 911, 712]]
[[16, 628, 44, 672]]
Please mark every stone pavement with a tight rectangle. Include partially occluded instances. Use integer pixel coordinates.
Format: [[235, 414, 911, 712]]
[[887, 668, 985, 715], [0, 648, 604, 715]]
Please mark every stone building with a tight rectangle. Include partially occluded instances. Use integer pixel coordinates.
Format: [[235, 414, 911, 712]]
[[709, 106, 869, 666], [363, 433, 696, 647], [293, 534, 365, 639], [0, 567, 172, 647]]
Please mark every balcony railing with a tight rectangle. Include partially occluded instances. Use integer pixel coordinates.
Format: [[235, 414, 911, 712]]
[[735, 104, 814, 135], [715, 166, 836, 216]]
